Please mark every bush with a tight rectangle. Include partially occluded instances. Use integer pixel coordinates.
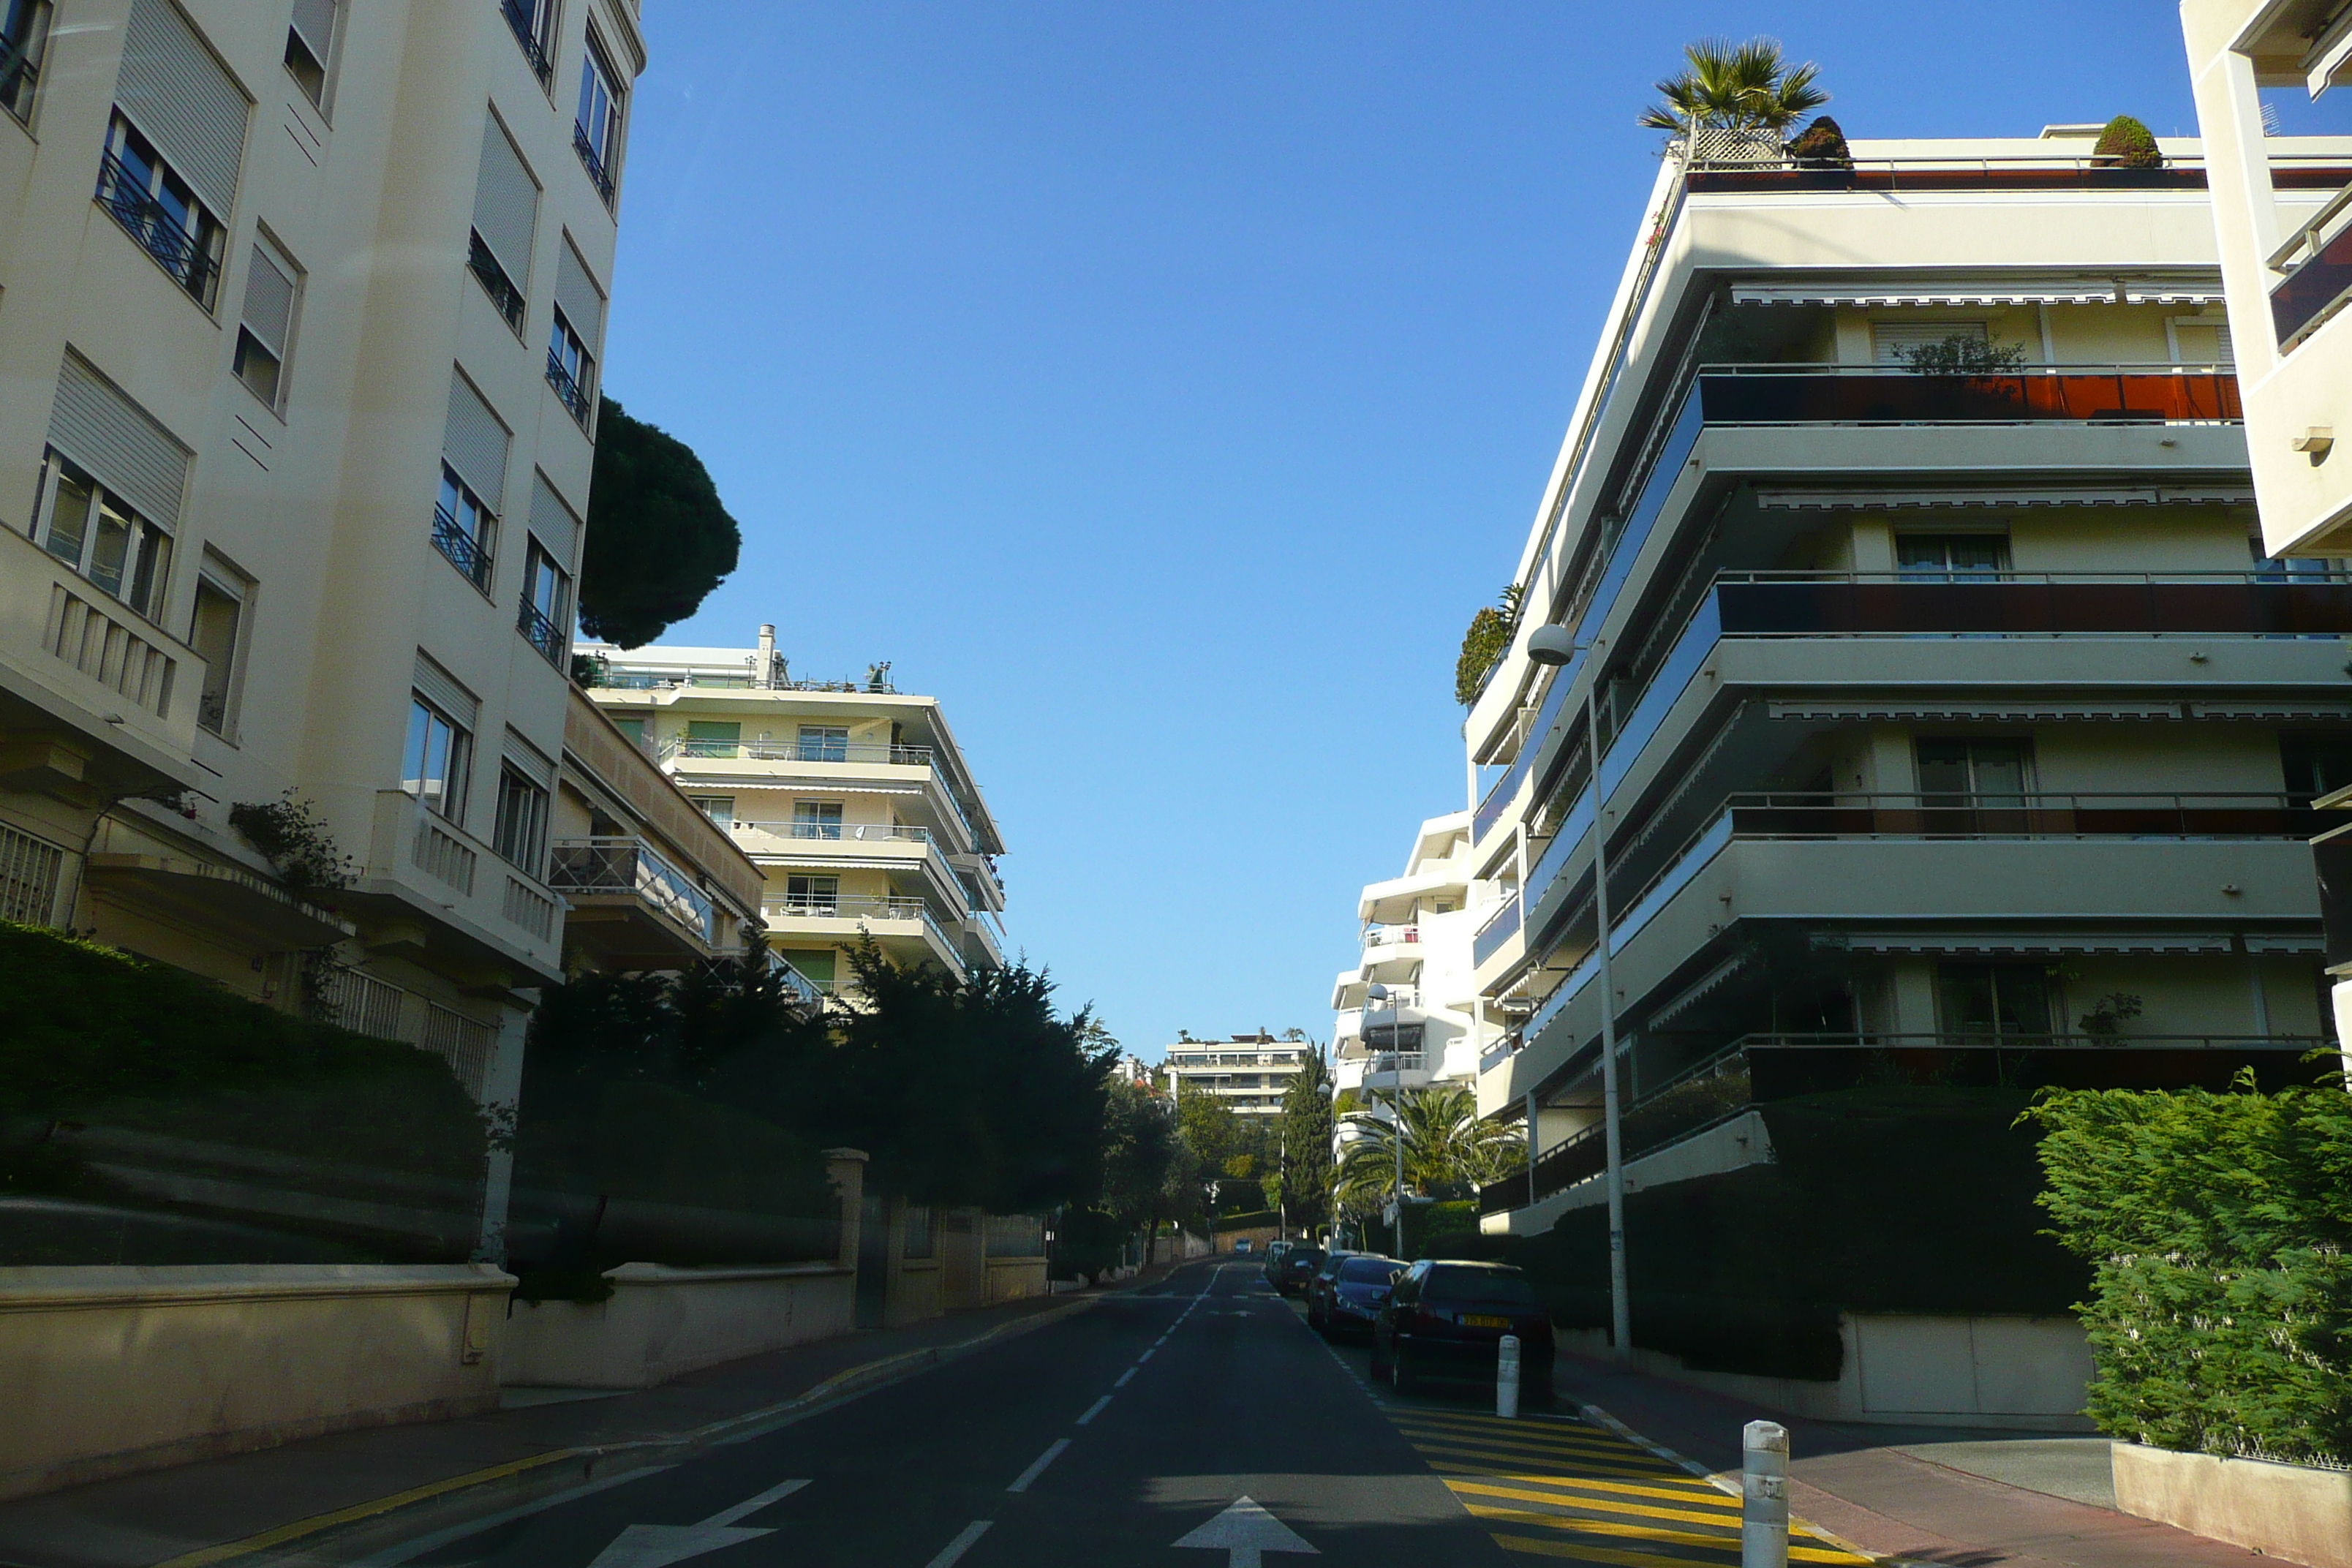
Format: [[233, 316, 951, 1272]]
[[1455, 584, 1523, 706], [2092, 115, 2163, 170], [2029, 1077, 2352, 1465], [1784, 115, 1850, 166]]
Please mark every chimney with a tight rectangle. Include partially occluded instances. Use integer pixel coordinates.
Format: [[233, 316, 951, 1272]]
[[755, 624, 777, 688]]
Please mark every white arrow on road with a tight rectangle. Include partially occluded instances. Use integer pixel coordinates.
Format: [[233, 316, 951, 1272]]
[[1172, 1496, 1319, 1568], [584, 1478, 808, 1568]]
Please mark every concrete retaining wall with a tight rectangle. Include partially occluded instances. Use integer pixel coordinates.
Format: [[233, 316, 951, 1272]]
[[0, 1263, 513, 1501], [501, 1261, 853, 1389], [2114, 1443, 2352, 1568], [985, 1257, 1047, 1303]]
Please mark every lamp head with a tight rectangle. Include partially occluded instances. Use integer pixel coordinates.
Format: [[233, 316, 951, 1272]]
[[1365, 983, 1391, 1001], [1526, 625, 1579, 666]]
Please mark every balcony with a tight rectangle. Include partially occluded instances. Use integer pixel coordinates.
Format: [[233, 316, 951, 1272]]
[[517, 595, 565, 666], [95, 151, 218, 309], [761, 893, 963, 976], [2, 26, 39, 126], [548, 836, 717, 961], [661, 737, 935, 766], [734, 821, 932, 846], [2269, 182, 2352, 351], [1362, 922, 1420, 951], [431, 503, 493, 594], [467, 233, 524, 332], [1676, 143, 2352, 197], [546, 347, 591, 426], [500, 0, 554, 85], [764, 948, 825, 1014], [1471, 893, 1520, 968], [354, 791, 562, 981], [1692, 364, 2241, 426], [573, 121, 617, 205]]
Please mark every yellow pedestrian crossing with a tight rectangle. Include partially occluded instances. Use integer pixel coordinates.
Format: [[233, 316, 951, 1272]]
[[1379, 1404, 1875, 1567]]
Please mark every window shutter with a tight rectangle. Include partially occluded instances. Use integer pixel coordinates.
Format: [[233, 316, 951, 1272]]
[[289, 0, 338, 64], [48, 350, 192, 531], [502, 728, 556, 789], [527, 472, 581, 568], [116, 0, 249, 219], [412, 652, 478, 731], [441, 370, 510, 512], [1871, 320, 1989, 366], [240, 246, 295, 358], [471, 116, 538, 284], [554, 240, 605, 345]]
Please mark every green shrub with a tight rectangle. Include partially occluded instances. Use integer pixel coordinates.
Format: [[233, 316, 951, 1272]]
[[1784, 116, 1850, 166], [1455, 585, 1523, 706], [2092, 116, 2163, 170], [2029, 1077, 2352, 1464]]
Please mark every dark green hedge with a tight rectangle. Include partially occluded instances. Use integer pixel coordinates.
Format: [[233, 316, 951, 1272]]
[[2031, 1079, 2352, 1464], [1433, 1088, 2086, 1381]]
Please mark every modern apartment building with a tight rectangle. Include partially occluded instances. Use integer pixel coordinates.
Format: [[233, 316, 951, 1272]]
[[0, 2, 641, 1130], [1463, 127, 2352, 1239], [1331, 811, 1481, 1099], [1161, 1032, 1313, 1116], [579, 627, 1006, 991]]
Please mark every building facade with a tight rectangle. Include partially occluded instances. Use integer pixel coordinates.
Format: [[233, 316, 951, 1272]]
[[0, 0, 642, 1187], [1463, 127, 2352, 1237], [1161, 1032, 1313, 1116], [1331, 811, 1481, 1101], [579, 627, 1006, 992]]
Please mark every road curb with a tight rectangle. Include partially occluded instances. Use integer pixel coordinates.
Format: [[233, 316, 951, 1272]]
[[154, 1293, 1107, 1568]]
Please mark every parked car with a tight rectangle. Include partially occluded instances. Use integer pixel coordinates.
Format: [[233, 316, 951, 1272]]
[[1259, 1240, 1294, 1286], [1270, 1245, 1325, 1297], [1370, 1259, 1554, 1402], [1232, 1238, 1253, 1254], [1307, 1254, 1403, 1339]]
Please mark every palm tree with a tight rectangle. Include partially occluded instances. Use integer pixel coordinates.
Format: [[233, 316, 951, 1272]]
[[1637, 37, 1827, 135], [1335, 1083, 1523, 1212]]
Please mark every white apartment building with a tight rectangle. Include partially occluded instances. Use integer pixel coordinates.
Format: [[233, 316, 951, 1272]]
[[581, 628, 1006, 991], [1462, 126, 2352, 1237], [1161, 1033, 1312, 1116], [0, 1, 641, 1145], [1330, 811, 1481, 1099]]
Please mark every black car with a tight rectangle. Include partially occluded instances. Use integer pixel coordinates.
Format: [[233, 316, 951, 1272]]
[[1270, 1245, 1324, 1297], [1307, 1254, 1403, 1339], [1371, 1259, 1554, 1401], [1259, 1240, 1294, 1288]]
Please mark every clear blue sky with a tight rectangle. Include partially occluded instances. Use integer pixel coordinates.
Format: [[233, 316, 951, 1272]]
[[605, 3, 2297, 1061]]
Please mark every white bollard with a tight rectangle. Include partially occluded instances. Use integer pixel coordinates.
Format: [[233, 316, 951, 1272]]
[[1496, 1333, 1521, 1418], [1741, 1419, 1790, 1568]]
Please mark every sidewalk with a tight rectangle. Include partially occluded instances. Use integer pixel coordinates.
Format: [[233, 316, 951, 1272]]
[[0, 1267, 1183, 1568], [1553, 1352, 2268, 1567]]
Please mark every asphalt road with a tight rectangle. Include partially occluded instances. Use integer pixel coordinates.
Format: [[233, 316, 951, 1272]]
[[385, 1259, 1508, 1568]]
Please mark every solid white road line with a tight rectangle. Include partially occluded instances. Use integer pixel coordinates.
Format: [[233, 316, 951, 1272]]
[[1115, 1367, 1137, 1387], [1137, 1347, 1156, 1362], [923, 1520, 993, 1568], [1076, 1395, 1112, 1425], [1006, 1439, 1071, 1493], [698, 1477, 810, 1527]]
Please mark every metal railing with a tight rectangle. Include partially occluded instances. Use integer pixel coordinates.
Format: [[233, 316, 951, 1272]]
[[95, 151, 218, 307], [546, 837, 715, 941], [764, 948, 824, 1010], [468, 232, 524, 330], [500, 0, 554, 84], [733, 820, 932, 845], [1, 31, 39, 124], [546, 347, 591, 424], [763, 893, 957, 953], [1678, 143, 2352, 186], [431, 502, 493, 592], [1714, 791, 2322, 841], [598, 669, 900, 694], [660, 737, 935, 766], [1471, 894, 1520, 966], [1362, 1052, 1427, 1076], [2269, 178, 2352, 349], [1691, 362, 2242, 425], [1362, 922, 1420, 949], [516, 595, 565, 666], [574, 121, 617, 204]]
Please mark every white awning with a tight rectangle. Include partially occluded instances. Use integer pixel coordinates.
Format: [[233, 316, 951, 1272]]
[[1841, 931, 2236, 955], [1767, 699, 2185, 723], [1755, 484, 2257, 510], [1729, 275, 2223, 309], [2246, 933, 2325, 954], [2188, 701, 2352, 723]]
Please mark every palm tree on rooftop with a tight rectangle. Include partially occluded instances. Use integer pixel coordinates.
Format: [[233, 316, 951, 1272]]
[[1638, 36, 1828, 135]]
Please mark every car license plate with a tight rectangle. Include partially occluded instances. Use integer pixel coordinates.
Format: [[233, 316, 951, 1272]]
[[1461, 1313, 1509, 1329]]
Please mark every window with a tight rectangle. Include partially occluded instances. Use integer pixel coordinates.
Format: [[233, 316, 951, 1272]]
[[690, 796, 735, 827], [491, 764, 549, 871], [434, 463, 496, 592], [779, 948, 836, 990], [188, 560, 251, 737], [1873, 320, 1987, 366], [794, 801, 844, 840], [2282, 734, 2352, 807], [403, 696, 471, 821], [1937, 962, 2053, 1039], [784, 874, 839, 913], [233, 241, 300, 411], [34, 451, 172, 620], [1915, 739, 2030, 805], [1896, 534, 2009, 580], [683, 720, 740, 758], [546, 305, 593, 424], [517, 536, 569, 665], [573, 37, 622, 203], [500, 0, 554, 86], [1, 0, 50, 126], [97, 112, 226, 308], [797, 725, 849, 762], [284, 0, 338, 110]]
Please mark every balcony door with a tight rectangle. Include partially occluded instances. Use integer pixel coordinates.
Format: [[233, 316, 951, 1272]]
[[786, 873, 839, 914], [1915, 737, 2031, 835], [1936, 962, 2054, 1042]]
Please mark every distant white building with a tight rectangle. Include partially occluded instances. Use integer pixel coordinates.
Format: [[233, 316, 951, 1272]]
[[1330, 811, 1485, 1102], [1161, 1032, 1312, 1116]]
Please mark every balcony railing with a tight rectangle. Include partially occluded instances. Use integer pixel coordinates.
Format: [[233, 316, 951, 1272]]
[[574, 121, 617, 204], [1, 31, 39, 124], [764, 948, 824, 1010], [763, 893, 959, 962], [517, 595, 565, 666], [1362, 922, 1420, 950], [601, 669, 900, 694], [1693, 363, 2242, 426], [468, 233, 525, 331], [547, 837, 715, 941], [733, 820, 932, 845], [1362, 1052, 1427, 1077], [431, 503, 493, 592], [1471, 893, 1520, 967], [546, 347, 592, 425], [1677, 144, 2352, 193], [660, 737, 935, 766], [95, 151, 218, 307], [1718, 791, 2323, 842], [2269, 180, 2352, 350], [500, 0, 553, 85]]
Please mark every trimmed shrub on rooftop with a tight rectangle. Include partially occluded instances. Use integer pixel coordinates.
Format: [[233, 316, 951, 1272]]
[[1784, 115, 1851, 167], [1455, 584, 1523, 706], [2092, 116, 2163, 170]]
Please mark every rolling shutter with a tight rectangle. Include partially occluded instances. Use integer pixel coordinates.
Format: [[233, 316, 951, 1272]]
[[239, 246, 295, 358], [116, 0, 249, 219], [471, 116, 538, 282], [1871, 320, 1987, 365], [48, 350, 191, 530], [412, 652, 478, 730], [554, 240, 605, 344], [289, 0, 339, 65], [502, 728, 556, 789], [441, 371, 510, 511], [528, 472, 581, 568]]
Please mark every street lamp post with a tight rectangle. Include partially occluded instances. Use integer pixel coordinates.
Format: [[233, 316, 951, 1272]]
[[1527, 623, 1632, 1365], [1367, 981, 1407, 1256]]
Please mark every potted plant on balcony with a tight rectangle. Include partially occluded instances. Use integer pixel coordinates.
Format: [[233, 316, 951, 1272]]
[[1783, 115, 1852, 168], [2089, 115, 2163, 170], [1640, 36, 1828, 166]]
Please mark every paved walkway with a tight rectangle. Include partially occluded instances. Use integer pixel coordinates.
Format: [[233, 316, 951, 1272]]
[[0, 1275, 1165, 1568], [1552, 1352, 2266, 1567]]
